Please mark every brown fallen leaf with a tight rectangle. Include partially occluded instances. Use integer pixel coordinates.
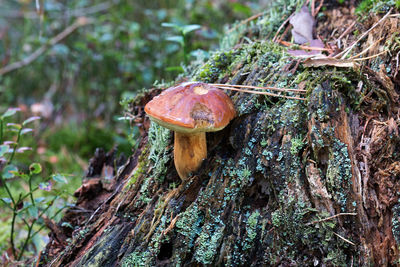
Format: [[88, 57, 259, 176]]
[[290, 5, 315, 44]]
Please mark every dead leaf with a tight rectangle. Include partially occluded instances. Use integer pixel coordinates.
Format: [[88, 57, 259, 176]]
[[290, 5, 315, 44]]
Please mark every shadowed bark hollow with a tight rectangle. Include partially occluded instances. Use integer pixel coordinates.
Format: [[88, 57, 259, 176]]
[[40, 3, 400, 267]]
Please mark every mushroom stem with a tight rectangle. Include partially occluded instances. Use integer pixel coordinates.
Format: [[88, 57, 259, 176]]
[[174, 131, 207, 180]]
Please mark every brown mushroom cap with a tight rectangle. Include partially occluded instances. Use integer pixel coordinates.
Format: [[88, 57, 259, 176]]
[[145, 82, 236, 133]]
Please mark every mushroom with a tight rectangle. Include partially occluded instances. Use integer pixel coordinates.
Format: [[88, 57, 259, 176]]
[[144, 82, 236, 180]]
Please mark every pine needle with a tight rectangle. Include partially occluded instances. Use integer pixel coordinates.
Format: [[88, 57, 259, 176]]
[[210, 83, 306, 93], [214, 85, 306, 101]]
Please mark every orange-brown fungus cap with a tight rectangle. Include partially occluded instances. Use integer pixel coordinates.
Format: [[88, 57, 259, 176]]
[[144, 82, 236, 133]]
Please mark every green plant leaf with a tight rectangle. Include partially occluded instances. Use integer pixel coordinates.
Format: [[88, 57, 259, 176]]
[[34, 197, 46, 204], [0, 145, 9, 157], [3, 141, 16, 146], [165, 66, 184, 72], [117, 116, 132, 121], [16, 147, 32, 153], [29, 163, 42, 175], [2, 164, 18, 179], [181, 24, 201, 35], [1, 108, 20, 119], [22, 116, 40, 126], [61, 221, 74, 229], [1, 198, 12, 204], [21, 128, 33, 135], [14, 171, 29, 180], [161, 22, 180, 30], [28, 205, 39, 218], [166, 36, 184, 46], [230, 2, 252, 16], [6, 123, 22, 130], [52, 174, 68, 184]]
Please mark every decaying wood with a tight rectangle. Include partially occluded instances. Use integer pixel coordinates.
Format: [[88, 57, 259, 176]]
[[39, 4, 400, 267]]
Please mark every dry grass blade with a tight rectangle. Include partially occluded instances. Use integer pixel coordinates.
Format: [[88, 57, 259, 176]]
[[333, 232, 356, 246], [353, 50, 388, 61], [215, 85, 306, 101], [273, 15, 293, 42], [349, 37, 384, 60], [334, 8, 392, 59], [211, 83, 306, 93]]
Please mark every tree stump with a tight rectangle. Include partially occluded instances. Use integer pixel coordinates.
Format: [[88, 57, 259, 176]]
[[41, 3, 400, 266]]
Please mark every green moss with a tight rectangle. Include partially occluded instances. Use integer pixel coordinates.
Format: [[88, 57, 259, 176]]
[[326, 139, 352, 212], [290, 135, 305, 156], [220, 0, 304, 51], [136, 176, 153, 204], [121, 251, 151, 267], [267, 197, 351, 266], [147, 121, 172, 182], [243, 210, 260, 250], [125, 146, 149, 188], [355, 0, 396, 15], [193, 223, 225, 265], [194, 51, 233, 82], [295, 69, 364, 110], [124, 121, 170, 203], [175, 203, 204, 247]]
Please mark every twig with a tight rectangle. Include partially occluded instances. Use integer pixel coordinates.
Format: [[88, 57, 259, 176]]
[[0, 17, 93, 76], [311, 0, 315, 17], [279, 40, 331, 52], [313, 0, 324, 16], [273, 16, 293, 43], [335, 8, 392, 59], [336, 21, 356, 42], [307, 212, 357, 225], [214, 86, 306, 101], [276, 25, 292, 43], [211, 83, 306, 93], [333, 232, 356, 246]]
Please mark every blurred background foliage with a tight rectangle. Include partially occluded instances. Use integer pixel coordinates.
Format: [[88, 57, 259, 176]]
[[0, 0, 266, 259]]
